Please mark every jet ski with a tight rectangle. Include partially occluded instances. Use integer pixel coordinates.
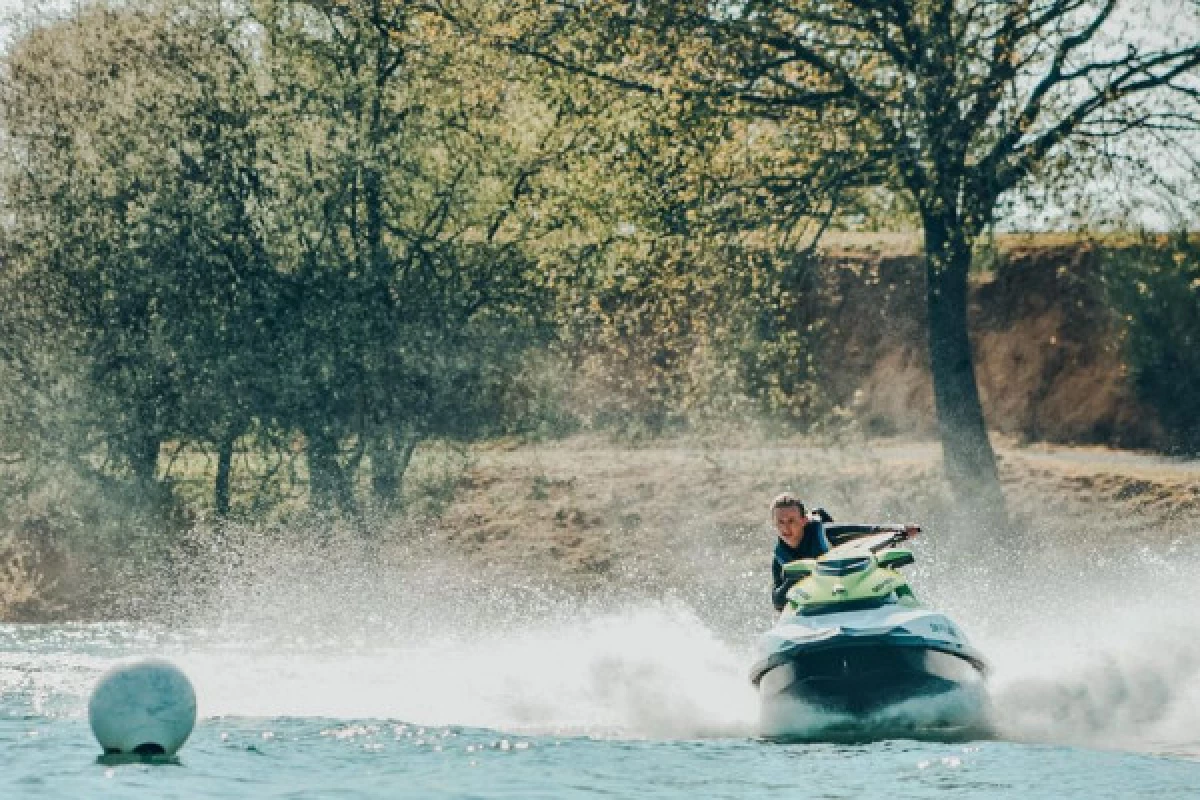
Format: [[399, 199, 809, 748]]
[[750, 528, 989, 736]]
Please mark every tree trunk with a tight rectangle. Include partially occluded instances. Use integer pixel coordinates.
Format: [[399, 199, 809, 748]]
[[214, 433, 235, 517], [306, 425, 356, 513], [370, 429, 419, 508], [923, 216, 1008, 525], [127, 429, 161, 487]]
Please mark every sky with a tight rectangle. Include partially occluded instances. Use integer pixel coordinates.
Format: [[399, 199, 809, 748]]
[[0, 1, 62, 44], [0, 1, 57, 22], [0, 1, 78, 43]]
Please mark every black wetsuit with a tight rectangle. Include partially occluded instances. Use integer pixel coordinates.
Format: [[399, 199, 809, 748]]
[[771, 521, 897, 611]]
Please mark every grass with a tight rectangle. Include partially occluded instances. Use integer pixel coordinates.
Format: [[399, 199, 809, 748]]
[[3, 429, 1198, 622], [156, 437, 475, 519]]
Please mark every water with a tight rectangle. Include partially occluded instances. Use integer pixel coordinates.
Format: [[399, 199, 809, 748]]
[[4, 535, 1200, 798]]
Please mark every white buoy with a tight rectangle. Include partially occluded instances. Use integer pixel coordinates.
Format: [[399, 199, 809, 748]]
[[88, 658, 197, 757]]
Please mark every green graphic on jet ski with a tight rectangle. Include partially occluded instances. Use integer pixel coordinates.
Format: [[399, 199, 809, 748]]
[[780, 536, 918, 615]]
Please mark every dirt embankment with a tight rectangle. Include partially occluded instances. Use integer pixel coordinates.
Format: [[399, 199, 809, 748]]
[[817, 239, 1160, 448], [3, 239, 1192, 623], [5, 437, 1197, 623], [433, 435, 1200, 592]]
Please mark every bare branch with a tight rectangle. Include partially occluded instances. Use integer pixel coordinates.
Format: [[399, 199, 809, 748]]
[[1001, 45, 1200, 191], [978, 0, 1120, 183]]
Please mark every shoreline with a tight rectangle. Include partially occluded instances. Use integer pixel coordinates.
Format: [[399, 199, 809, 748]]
[[5, 433, 1196, 624]]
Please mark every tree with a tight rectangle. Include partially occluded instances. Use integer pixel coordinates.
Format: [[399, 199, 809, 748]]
[[3, 0, 567, 521], [1104, 234, 1200, 454], [254, 0, 562, 511], [0, 2, 278, 515], [432, 1, 845, 431], [499, 0, 1200, 520], [536, 91, 835, 430]]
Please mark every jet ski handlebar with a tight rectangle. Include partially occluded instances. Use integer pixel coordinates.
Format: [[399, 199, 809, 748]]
[[882, 524, 920, 538], [863, 525, 920, 551]]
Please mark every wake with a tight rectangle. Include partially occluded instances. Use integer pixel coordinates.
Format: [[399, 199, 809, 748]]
[[10, 524, 1200, 755]]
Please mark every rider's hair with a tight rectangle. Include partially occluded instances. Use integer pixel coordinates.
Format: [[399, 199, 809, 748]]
[[770, 493, 806, 516]]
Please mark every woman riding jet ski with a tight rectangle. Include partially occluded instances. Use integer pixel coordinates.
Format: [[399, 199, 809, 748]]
[[753, 496, 989, 735], [769, 495, 919, 612]]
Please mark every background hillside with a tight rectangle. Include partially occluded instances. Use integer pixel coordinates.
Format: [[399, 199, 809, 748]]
[[1, 2, 1198, 622], [816, 235, 1162, 449], [7, 230, 1200, 622]]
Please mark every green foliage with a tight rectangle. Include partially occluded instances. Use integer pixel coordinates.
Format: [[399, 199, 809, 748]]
[[0, 0, 564, 524], [1103, 237, 1200, 454], [502, 0, 1200, 521], [1, 2, 275, 490], [6, 0, 1196, 572], [520, 75, 829, 434]]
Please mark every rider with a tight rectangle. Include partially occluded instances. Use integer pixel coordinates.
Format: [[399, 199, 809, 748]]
[[770, 493, 918, 612]]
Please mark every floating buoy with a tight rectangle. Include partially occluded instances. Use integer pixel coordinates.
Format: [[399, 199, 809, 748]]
[[88, 658, 196, 758]]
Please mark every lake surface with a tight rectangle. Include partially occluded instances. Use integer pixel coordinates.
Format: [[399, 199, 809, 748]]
[[6, 713, 1200, 799], [4, 592, 1200, 800], [5, 525, 1200, 798]]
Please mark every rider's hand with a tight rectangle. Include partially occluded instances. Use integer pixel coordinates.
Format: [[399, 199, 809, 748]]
[[903, 524, 921, 539]]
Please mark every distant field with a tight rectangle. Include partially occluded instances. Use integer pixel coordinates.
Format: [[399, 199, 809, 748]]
[[161, 431, 1200, 556], [817, 230, 1188, 257], [4, 431, 1198, 622], [421, 433, 1200, 590]]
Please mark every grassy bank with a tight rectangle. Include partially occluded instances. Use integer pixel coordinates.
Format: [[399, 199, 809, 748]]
[[435, 434, 1200, 578], [5, 432, 1197, 622]]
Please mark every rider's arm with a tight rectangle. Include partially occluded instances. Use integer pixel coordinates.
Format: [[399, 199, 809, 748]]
[[823, 523, 919, 546], [771, 558, 788, 611], [815, 522, 831, 553], [823, 523, 890, 546]]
